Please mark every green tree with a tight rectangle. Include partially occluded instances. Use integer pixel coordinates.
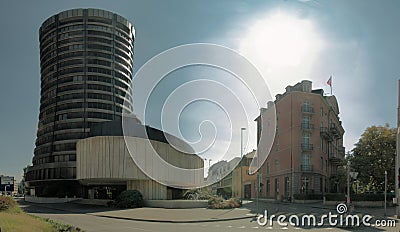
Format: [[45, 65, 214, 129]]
[[349, 124, 396, 192]]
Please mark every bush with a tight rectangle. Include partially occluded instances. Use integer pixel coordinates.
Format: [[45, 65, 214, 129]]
[[0, 196, 17, 211], [226, 198, 241, 208], [208, 195, 223, 206], [114, 190, 143, 208], [43, 218, 83, 232], [352, 194, 394, 202], [183, 189, 212, 200], [294, 194, 323, 200], [325, 193, 345, 201], [208, 197, 241, 209]]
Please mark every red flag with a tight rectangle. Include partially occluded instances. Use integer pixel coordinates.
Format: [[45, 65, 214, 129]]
[[327, 76, 332, 86]]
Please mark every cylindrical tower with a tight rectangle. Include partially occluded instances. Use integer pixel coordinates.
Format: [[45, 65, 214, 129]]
[[26, 9, 135, 197]]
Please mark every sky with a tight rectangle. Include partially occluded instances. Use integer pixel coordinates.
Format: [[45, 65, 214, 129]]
[[0, 0, 400, 181]]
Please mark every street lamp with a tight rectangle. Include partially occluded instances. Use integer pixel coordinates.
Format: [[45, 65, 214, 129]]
[[385, 170, 387, 216], [204, 158, 212, 168], [240, 127, 246, 203], [347, 161, 351, 205], [347, 162, 359, 207]]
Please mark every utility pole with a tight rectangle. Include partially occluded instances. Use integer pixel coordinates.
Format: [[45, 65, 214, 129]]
[[396, 80, 400, 218], [240, 127, 246, 204]]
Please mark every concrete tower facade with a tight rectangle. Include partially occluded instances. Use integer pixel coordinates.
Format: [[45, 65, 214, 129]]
[[26, 9, 135, 196]]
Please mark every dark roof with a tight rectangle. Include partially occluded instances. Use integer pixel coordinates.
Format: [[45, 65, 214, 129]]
[[88, 116, 195, 153]]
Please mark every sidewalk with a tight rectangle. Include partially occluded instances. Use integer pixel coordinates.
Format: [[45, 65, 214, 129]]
[[90, 207, 256, 223], [19, 199, 256, 223]]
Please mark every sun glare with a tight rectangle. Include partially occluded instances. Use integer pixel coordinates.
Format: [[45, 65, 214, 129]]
[[238, 10, 325, 94]]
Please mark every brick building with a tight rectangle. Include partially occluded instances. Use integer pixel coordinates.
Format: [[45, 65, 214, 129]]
[[256, 80, 345, 200]]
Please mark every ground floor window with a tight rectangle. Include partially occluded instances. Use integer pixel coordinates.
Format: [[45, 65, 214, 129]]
[[300, 176, 310, 193]]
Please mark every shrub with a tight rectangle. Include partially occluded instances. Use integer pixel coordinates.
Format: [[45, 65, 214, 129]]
[[0, 196, 17, 211], [114, 190, 143, 208], [325, 193, 345, 201], [352, 194, 394, 202], [226, 198, 241, 208], [208, 195, 223, 206], [208, 197, 241, 209], [43, 218, 83, 232], [183, 189, 212, 200]]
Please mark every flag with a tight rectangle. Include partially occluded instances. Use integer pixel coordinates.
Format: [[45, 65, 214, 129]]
[[327, 76, 332, 86]]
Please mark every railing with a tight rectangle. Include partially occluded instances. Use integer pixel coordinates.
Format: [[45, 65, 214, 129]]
[[338, 146, 345, 156], [329, 153, 343, 163], [330, 123, 339, 136], [320, 127, 333, 141], [301, 165, 313, 172], [301, 123, 314, 130], [301, 143, 314, 151]]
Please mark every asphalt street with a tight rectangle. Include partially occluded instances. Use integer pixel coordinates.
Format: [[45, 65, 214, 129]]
[[18, 200, 400, 232]]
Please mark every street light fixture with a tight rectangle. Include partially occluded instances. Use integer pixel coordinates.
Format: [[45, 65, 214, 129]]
[[347, 161, 351, 206], [240, 127, 246, 203], [347, 162, 358, 212], [204, 158, 212, 168], [385, 170, 387, 216]]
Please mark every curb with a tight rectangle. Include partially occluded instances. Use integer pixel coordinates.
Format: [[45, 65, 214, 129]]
[[90, 213, 256, 223], [21, 200, 257, 224]]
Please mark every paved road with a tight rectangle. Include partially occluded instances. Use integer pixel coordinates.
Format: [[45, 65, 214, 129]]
[[19, 200, 399, 232]]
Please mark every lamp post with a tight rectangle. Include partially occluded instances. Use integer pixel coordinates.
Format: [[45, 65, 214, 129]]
[[240, 127, 246, 203], [204, 158, 212, 168], [385, 170, 387, 216], [396, 79, 400, 218], [347, 160, 351, 205]]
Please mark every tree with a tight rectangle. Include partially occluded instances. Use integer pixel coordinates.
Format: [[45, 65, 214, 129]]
[[348, 124, 396, 192]]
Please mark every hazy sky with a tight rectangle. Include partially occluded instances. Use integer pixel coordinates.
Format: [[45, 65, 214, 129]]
[[1, 0, 400, 181]]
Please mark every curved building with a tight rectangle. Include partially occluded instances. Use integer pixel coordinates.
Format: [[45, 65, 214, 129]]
[[26, 9, 135, 196]]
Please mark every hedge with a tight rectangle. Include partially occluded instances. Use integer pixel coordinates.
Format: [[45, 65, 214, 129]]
[[324, 193, 394, 202], [293, 194, 323, 200]]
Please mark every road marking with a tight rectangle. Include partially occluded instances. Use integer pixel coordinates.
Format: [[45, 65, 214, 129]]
[[281, 227, 288, 230], [238, 226, 246, 229], [251, 226, 259, 229], [226, 225, 233, 228]]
